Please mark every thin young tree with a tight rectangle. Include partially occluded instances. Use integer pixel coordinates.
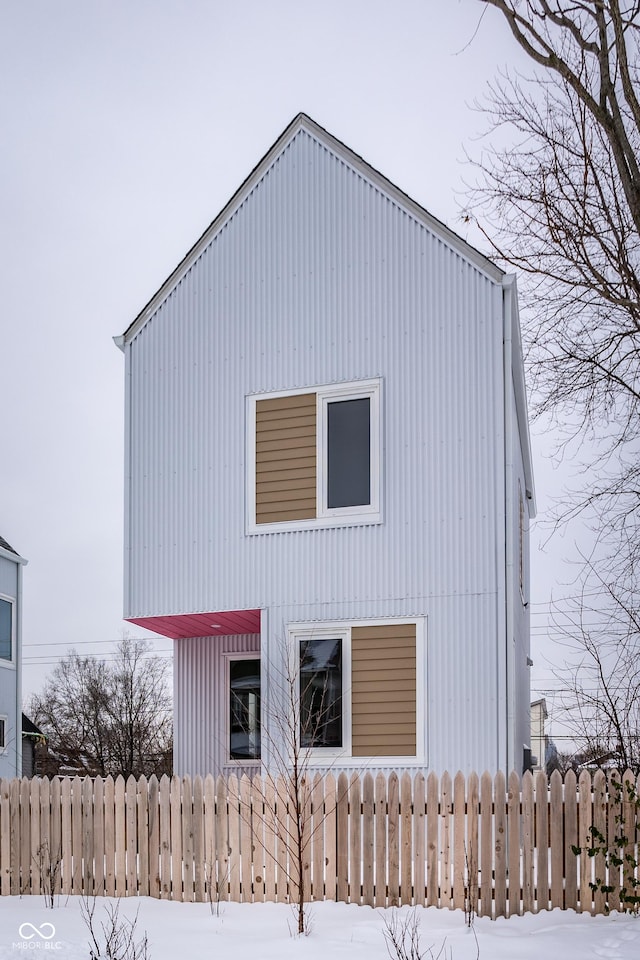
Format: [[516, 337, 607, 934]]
[[229, 636, 344, 934], [466, 1, 640, 584]]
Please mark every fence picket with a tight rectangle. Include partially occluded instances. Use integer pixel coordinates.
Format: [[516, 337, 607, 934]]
[[453, 772, 465, 911], [349, 773, 361, 904], [578, 771, 593, 914], [549, 770, 563, 909], [93, 776, 104, 897], [0, 780, 9, 896], [104, 776, 115, 898], [480, 771, 492, 916], [507, 770, 521, 916], [202, 774, 215, 903], [137, 776, 149, 898], [114, 777, 126, 897], [426, 771, 438, 907], [522, 772, 534, 914], [311, 773, 325, 903], [493, 771, 506, 919], [170, 775, 183, 901], [148, 775, 160, 899], [159, 775, 171, 899], [622, 769, 635, 913], [387, 772, 400, 907], [227, 775, 241, 903], [50, 777, 62, 900], [374, 773, 386, 907], [192, 775, 204, 903], [440, 772, 452, 908], [181, 775, 194, 903], [535, 770, 549, 911], [413, 772, 426, 907], [401, 772, 413, 906], [362, 773, 374, 907], [336, 773, 349, 903], [262, 775, 277, 902], [239, 775, 252, 902], [71, 777, 82, 895], [592, 770, 607, 915], [564, 770, 577, 911], [324, 774, 337, 902], [467, 772, 479, 917]]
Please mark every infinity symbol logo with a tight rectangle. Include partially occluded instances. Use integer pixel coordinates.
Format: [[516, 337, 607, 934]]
[[18, 922, 56, 940]]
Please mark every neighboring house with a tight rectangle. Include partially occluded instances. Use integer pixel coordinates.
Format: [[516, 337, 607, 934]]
[[530, 698, 548, 772], [116, 114, 535, 778], [0, 533, 27, 779], [21, 713, 46, 778]]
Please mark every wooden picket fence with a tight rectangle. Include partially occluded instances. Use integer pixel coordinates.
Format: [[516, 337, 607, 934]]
[[0, 769, 638, 917]]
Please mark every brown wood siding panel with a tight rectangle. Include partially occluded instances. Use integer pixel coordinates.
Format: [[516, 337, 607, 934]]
[[351, 624, 416, 758], [256, 394, 316, 524]]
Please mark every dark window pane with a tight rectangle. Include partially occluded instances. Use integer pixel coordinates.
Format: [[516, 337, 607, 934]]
[[300, 638, 342, 748], [327, 398, 371, 508], [230, 659, 261, 760], [0, 599, 11, 661]]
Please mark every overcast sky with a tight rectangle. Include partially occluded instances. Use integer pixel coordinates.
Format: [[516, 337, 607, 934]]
[[1, 1, 580, 735]]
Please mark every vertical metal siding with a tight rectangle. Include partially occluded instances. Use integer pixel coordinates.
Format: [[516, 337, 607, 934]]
[[128, 129, 510, 775], [173, 633, 259, 777]]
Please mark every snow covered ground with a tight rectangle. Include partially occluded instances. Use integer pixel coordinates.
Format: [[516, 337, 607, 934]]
[[0, 896, 638, 959]]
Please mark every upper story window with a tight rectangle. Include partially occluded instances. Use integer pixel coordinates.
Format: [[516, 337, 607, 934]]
[[0, 598, 12, 662], [247, 378, 382, 533]]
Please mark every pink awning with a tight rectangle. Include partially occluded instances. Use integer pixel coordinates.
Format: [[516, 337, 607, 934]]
[[126, 609, 261, 640]]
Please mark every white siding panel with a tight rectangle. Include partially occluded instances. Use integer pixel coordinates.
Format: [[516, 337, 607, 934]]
[[0, 556, 18, 599], [128, 129, 509, 775]]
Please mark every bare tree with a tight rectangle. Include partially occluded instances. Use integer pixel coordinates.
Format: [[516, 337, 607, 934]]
[[30, 635, 172, 778], [466, 1, 640, 582], [550, 559, 640, 772]]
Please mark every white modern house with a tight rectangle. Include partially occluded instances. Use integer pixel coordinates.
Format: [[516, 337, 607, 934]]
[[116, 114, 535, 778], [0, 534, 26, 779]]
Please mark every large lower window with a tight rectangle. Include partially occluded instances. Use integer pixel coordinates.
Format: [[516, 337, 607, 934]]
[[291, 620, 420, 761], [229, 658, 261, 761], [299, 638, 342, 748], [0, 598, 12, 661], [249, 378, 381, 532]]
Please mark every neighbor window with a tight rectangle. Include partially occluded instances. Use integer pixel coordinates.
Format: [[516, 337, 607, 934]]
[[229, 658, 261, 761], [249, 378, 381, 531], [299, 638, 343, 748], [0, 599, 12, 661], [0, 716, 6, 751]]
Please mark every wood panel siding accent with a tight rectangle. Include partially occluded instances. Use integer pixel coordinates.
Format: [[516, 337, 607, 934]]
[[351, 624, 416, 757], [255, 394, 317, 523]]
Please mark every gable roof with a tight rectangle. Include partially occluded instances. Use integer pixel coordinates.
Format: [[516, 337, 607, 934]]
[[117, 113, 503, 347], [0, 533, 27, 565], [0, 534, 16, 555]]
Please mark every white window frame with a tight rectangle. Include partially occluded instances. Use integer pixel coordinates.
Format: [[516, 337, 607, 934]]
[[0, 715, 7, 753], [287, 617, 426, 768], [224, 652, 262, 767], [0, 595, 15, 669], [246, 378, 383, 534]]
